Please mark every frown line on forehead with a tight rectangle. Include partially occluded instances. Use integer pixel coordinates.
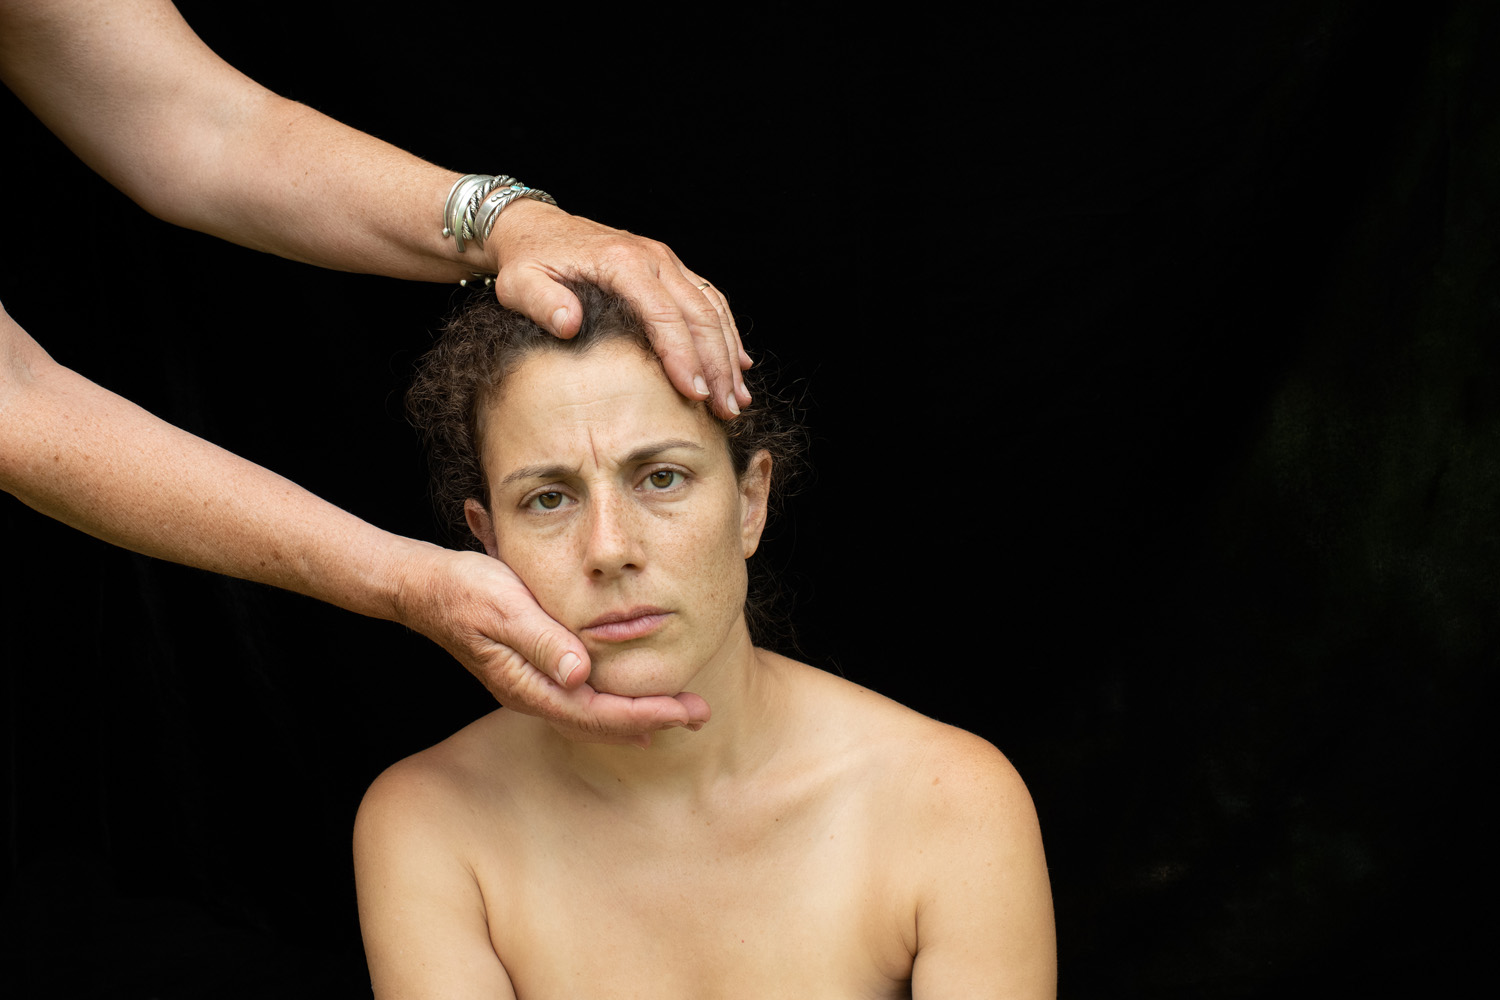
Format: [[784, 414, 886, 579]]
[[495, 439, 707, 491]]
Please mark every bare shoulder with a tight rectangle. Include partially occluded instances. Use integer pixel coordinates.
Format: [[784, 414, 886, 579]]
[[902, 719, 1038, 837], [904, 722, 1056, 997], [354, 709, 519, 853], [779, 657, 1056, 997], [815, 663, 1046, 875], [782, 654, 1037, 824], [354, 711, 523, 1000]]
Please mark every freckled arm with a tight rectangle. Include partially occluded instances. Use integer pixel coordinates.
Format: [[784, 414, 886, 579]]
[[0, 302, 423, 618]]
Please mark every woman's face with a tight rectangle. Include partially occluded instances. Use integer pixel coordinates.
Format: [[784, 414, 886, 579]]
[[467, 340, 770, 697]]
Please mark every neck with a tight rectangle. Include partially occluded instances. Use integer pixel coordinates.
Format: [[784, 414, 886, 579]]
[[536, 634, 793, 803]]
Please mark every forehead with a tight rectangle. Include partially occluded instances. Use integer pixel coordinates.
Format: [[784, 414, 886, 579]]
[[477, 341, 723, 476]]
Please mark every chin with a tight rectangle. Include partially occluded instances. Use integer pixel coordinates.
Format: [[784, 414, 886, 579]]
[[586, 648, 689, 698]]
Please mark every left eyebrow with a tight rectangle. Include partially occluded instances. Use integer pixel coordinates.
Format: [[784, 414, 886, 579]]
[[620, 439, 706, 465]]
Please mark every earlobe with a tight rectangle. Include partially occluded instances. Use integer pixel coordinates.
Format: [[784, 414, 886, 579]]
[[464, 498, 500, 558], [740, 451, 773, 559]]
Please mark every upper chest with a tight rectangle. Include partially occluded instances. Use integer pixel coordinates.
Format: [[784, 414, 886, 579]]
[[469, 772, 920, 999]]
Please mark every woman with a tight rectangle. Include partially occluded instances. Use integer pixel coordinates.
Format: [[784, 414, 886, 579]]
[[354, 285, 1056, 998]]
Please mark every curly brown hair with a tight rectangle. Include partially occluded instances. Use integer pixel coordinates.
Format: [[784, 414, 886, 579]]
[[407, 282, 807, 644]]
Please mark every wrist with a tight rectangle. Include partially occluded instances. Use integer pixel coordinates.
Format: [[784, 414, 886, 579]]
[[439, 174, 560, 277], [370, 532, 447, 629], [486, 196, 566, 271]]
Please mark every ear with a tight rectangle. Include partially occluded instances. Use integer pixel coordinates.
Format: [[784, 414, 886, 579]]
[[738, 450, 773, 559], [464, 498, 501, 558]]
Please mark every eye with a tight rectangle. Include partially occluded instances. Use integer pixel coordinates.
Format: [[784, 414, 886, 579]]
[[644, 469, 684, 490], [526, 490, 571, 512]]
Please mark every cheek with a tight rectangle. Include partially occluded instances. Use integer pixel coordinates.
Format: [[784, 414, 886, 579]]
[[494, 533, 573, 611], [686, 508, 752, 597]]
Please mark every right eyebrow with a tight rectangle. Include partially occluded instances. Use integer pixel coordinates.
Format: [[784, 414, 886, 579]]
[[496, 462, 579, 492]]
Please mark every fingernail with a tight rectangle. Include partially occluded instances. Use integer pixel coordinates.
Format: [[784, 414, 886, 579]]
[[550, 307, 570, 333], [558, 652, 581, 686], [726, 393, 741, 416], [693, 375, 710, 397]]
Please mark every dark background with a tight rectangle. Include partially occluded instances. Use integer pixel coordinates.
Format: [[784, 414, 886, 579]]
[[3, 1, 1495, 996]]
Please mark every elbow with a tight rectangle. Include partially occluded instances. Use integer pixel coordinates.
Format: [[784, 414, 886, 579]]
[[0, 305, 54, 397], [95, 86, 300, 240]]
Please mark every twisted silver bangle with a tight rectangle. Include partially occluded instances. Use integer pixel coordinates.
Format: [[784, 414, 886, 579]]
[[441, 173, 556, 257], [474, 184, 557, 245], [442, 174, 511, 253]]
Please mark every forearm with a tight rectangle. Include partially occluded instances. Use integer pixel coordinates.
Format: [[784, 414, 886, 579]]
[[142, 90, 473, 281], [0, 0, 483, 282], [0, 305, 419, 620]]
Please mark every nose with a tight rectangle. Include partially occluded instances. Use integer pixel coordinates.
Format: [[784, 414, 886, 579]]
[[583, 491, 644, 579]]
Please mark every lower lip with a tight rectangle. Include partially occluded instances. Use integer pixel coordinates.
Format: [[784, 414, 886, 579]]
[[582, 613, 670, 642]]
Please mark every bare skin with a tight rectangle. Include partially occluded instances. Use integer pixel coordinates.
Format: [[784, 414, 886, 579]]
[[354, 342, 1057, 997], [356, 655, 1055, 999], [0, 0, 752, 736]]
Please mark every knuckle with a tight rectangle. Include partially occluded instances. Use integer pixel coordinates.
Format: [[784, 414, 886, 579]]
[[686, 300, 726, 336], [646, 323, 695, 360], [598, 236, 664, 273]]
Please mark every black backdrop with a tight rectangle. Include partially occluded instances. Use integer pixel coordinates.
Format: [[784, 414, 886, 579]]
[[2, 2, 1495, 996]]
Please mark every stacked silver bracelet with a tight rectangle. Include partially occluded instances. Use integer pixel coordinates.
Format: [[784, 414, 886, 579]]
[[441, 173, 558, 255]]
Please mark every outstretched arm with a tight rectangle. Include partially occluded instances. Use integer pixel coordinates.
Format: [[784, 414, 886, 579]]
[[0, 0, 748, 415], [0, 303, 709, 736]]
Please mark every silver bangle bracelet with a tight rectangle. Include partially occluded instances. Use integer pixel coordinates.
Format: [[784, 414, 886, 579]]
[[441, 173, 556, 259]]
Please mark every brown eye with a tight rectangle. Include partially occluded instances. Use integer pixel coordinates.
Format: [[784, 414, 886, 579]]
[[536, 491, 564, 510], [646, 470, 681, 490]]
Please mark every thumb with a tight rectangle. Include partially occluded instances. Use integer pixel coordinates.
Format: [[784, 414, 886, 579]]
[[493, 264, 582, 338], [499, 601, 592, 690]]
